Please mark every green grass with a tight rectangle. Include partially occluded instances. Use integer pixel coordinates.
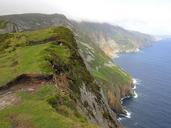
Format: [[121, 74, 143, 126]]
[[24, 28, 54, 42], [0, 27, 72, 86], [78, 40, 131, 89], [92, 65, 130, 86], [0, 43, 50, 86], [0, 85, 98, 128], [92, 69, 109, 82], [0, 26, 100, 96]]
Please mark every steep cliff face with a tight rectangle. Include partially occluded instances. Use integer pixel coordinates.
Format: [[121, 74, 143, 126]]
[[0, 26, 134, 128], [77, 36, 134, 115], [107, 81, 134, 114]]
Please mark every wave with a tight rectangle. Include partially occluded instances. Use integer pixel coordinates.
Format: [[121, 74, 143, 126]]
[[119, 109, 132, 119], [133, 91, 138, 98], [121, 95, 131, 101], [118, 78, 139, 121], [120, 95, 131, 104], [117, 117, 122, 121], [132, 84, 137, 89], [125, 109, 131, 118], [132, 78, 142, 90], [132, 78, 141, 85], [132, 78, 140, 99]]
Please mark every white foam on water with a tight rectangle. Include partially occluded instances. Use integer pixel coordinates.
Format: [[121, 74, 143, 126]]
[[132, 78, 142, 90], [132, 78, 137, 84], [118, 78, 140, 120], [132, 78, 140, 99], [132, 78, 141, 85], [133, 91, 138, 99], [125, 109, 131, 118], [120, 96, 131, 104], [132, 84, 137, 89], [119, 109, 132, 119], [121, 95, 131, 101], [117, 117, 122, 121]]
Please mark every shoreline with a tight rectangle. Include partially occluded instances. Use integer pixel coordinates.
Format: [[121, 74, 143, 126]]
[[118, 78, 139, 120], [112, 48, 142, 60]]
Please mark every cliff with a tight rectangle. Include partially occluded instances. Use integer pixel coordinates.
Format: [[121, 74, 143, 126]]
[[73, 21, 154, 57], [0, 26, 135, 128]]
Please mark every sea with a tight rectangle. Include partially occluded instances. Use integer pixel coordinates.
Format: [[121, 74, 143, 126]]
[[114, 38, 171, 128]]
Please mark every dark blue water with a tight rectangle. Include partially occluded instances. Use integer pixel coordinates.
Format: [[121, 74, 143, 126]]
[[115, 39, 171, 128]]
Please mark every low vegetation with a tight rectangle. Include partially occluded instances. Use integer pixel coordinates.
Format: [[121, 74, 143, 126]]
[[78, 40, 131, 88], [0, 27, 73, 86], [0, 85, 98, 128]]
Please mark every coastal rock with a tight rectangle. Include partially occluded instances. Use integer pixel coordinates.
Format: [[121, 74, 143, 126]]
[[107, 80, 134, 114]]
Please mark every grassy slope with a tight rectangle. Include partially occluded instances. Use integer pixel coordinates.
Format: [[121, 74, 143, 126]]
[[0, 27, 98, 128], [78, 40, 131, 89], [0, 85, 97, 128], [0, 28, 72, 86], [90, 48, 130, 86], [75, 25, 131, 89]]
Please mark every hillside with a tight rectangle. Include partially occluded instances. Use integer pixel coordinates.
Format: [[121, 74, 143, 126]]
[[73, 21, 154, 57]]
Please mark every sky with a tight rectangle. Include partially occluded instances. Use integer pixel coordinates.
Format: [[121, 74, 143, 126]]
[[0, 0, 171, 35]]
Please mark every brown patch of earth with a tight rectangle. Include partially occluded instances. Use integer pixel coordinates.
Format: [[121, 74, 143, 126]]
[[0, 73, 53, 110]]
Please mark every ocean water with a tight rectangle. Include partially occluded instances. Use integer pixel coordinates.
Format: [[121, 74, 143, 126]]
[[115, 39, 171, 128]]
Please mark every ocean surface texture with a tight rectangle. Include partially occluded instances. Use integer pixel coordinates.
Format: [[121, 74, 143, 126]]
[[115, 39, 171, 128]]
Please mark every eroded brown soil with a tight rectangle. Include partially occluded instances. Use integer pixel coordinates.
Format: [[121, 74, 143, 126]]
[[0, 73, 53, 109]]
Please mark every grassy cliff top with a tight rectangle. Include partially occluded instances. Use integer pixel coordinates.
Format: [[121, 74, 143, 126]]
[[0, 27, 77, 86]]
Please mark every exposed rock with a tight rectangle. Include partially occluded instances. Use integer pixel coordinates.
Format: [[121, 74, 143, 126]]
[[107, 81, 134, 115], [80, 84, 121, 128]]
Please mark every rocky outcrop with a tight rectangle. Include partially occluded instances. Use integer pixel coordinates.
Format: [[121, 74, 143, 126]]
[[80, 85, 121, 128]]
